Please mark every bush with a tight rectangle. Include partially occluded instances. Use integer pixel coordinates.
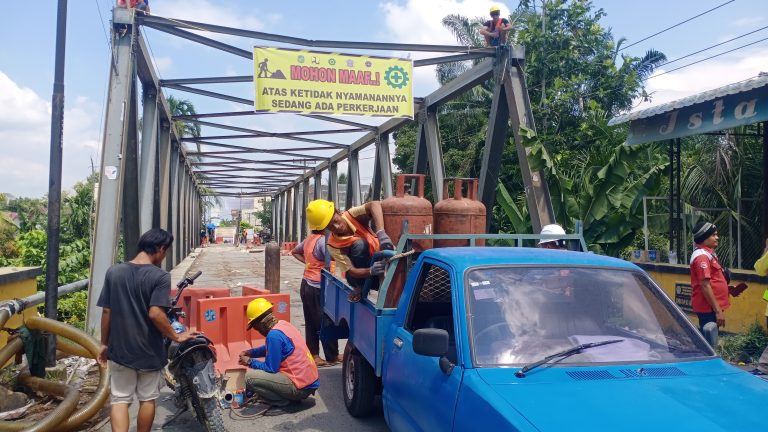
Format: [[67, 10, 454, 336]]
[[716, 321, 768, 362], [57, 290, 88, 330]]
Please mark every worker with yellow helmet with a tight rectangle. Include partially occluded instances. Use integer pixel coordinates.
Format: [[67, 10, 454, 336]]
[[480, 5, 512, 47], [290, 224, 340, 368], [306, 199, 394, 302], [238, 298, 319, 415]]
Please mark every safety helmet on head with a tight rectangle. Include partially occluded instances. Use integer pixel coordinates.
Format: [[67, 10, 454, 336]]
[[490, 5, 501, 13], [538, 224, 566, 245], [246, 298, 273, 328], [306, 199, 335, 231]]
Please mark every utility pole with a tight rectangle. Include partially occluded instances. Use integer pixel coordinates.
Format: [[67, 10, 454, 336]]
[[44, 0, 68, 366]]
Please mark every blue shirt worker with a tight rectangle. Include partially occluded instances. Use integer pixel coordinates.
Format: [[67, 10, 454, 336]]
[[239, 298, 320, 415]]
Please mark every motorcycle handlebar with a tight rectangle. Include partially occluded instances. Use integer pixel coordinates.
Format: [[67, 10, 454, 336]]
[[172, 271, 203, 306]]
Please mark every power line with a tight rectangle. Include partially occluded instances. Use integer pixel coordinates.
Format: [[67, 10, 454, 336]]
[[93, 0, 111, 49], [620, 0, 736, 51], [650, 35, 768, 79], [661, 24, 768, 68]]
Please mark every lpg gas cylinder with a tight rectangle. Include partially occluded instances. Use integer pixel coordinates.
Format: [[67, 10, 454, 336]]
[[381, 174, 433, 307], [433, 178, 486, 248]]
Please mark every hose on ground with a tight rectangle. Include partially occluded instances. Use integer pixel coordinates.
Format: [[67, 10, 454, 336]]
[[0, 338, 81, 432], [0, 316, 110, 432]]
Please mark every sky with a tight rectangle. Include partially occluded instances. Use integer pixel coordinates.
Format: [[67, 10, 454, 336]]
[[1, 0, 767, 200]]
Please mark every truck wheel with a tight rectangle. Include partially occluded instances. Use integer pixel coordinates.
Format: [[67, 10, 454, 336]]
[[342, 345, 376, 417]]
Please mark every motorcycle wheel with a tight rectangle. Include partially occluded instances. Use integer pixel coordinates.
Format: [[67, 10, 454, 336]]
[[189, 388, 225, 432]]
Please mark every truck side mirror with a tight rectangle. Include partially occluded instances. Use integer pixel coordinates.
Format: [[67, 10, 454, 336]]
[[702, 322, 719, 348], [413, 329, 448, 357]]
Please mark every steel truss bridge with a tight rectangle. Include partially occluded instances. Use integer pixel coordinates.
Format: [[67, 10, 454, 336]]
[[86, 8, 555, 333]]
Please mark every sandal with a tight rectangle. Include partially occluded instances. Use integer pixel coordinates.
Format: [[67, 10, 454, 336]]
[[314, 358, 332, 368], [347, 289, 362, 303]]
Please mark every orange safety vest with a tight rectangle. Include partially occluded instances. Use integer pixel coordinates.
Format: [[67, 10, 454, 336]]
[[272, 321, 319, 389], [327, 211, 380, 256], [303, 233, 335, 283]]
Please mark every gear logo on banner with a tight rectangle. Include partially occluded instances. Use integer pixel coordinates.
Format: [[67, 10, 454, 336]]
[[384, 65, 409, 89]]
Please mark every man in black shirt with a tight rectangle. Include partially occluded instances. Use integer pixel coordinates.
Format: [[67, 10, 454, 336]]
[[97, 228, 193, 432], [481, 5, 512, 47]]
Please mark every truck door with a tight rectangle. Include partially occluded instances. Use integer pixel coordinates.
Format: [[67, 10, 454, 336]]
[[382, 261, 462, 432]]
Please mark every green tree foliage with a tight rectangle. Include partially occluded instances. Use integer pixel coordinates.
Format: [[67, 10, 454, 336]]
[[255, 200, 273, 228], [0, 213, 19, 262], [393, 1, 667, 252], [496, 115, 669, 255], [5, 196, 48, 232], [680, 124, 763, 266], [2, 174, 97, 321]]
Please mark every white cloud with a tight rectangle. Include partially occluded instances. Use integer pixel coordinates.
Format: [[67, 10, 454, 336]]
[[151, 0, 266, 30], [380, 0, 505, 95], [635, 47, 768, 110], [730, 16, 765, 27], [0, 71, 100, 198], [152, 56, 173, 75]]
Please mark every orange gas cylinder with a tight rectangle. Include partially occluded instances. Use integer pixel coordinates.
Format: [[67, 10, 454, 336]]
[[433, 178, 486, 248], [381, 174, 433, 251], [381, 174, 433, 307]]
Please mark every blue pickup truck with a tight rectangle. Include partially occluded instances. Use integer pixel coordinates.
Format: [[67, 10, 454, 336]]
[[321, 234, 768, 431]]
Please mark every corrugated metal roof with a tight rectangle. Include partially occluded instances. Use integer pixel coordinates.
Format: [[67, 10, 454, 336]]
[[608, 73, 768, 126]]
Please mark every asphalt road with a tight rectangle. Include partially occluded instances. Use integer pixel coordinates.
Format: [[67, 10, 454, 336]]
[[98, 244, 389, 431]]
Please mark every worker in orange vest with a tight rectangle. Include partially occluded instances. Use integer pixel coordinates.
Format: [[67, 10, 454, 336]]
[[306, 199, 394, 302], [291, 232, 339, 367], [480, 5, 512, 47], [239, 298, 319, 416]]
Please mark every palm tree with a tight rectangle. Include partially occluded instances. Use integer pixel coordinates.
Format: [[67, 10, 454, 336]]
[[167, 95, 202, 154]]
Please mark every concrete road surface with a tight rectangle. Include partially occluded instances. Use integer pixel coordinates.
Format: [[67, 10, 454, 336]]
[[97, 244, 389, 431]]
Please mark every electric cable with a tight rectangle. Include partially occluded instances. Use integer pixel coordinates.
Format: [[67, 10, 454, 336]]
[[650, 35, 768, 79], [619, 0, 736, 51], [659, 24, 768, 68]]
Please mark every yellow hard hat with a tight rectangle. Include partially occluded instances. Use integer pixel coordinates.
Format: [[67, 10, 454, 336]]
[[246, 298, 273, 327], [306, 199, 335, 231], [490, 5, 501, 13]]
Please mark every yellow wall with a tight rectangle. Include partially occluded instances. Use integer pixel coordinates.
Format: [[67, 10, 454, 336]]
[[642, 263, 768, 333], [0, 267, 40, 366]]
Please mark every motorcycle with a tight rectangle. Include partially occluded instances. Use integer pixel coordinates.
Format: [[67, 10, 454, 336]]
[[163, 271, 225, 431]]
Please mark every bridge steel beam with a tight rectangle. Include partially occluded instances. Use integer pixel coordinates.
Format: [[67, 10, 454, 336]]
[[423, 109, 445, 201], [314, 171, 322, 200], [347, 150, 362, 208], [285, 188, 294, 244], [122, 77, 141, 261], [293, 184, 302, 242], [138, 15, 503, 54], [377, 134, 394, 199], [328, 163, 338, 207], [158, 122, 171, 265], [273, 194, 279, 243], [139, 87, 159, 234], [478, 56, 554, 232], [167, 143, 179, 270], [87, 13, 137, 336], [301, 178, 310, 239]]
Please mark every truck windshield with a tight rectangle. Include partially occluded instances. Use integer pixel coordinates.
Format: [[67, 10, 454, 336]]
[[465, 266, 714, 366]]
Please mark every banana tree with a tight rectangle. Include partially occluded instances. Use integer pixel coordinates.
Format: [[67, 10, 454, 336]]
[[497, 121, 669, 256]]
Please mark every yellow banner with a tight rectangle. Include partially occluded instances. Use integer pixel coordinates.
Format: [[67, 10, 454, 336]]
[[253, 47, 413, 118]]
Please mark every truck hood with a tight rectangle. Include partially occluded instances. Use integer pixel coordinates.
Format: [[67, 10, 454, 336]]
[[476, 360, 768, 431]]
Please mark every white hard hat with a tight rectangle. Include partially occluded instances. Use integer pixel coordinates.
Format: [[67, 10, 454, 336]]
[[538, 224, 566, 245]]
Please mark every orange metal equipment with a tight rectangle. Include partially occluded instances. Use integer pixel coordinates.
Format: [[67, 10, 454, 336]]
[[433, 178, 486, 248], [381, 174, 433, 307]]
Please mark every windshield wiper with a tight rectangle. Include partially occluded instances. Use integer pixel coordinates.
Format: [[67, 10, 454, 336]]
[[515, 339, 624, 378]]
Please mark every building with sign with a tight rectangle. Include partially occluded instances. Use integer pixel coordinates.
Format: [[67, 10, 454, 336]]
[[610, 73, 768, 269]]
